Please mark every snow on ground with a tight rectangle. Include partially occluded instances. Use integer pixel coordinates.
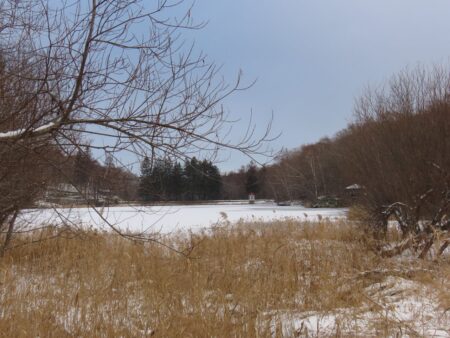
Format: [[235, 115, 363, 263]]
[[256, 276, 450, 337], [18, 201, 346, 234]]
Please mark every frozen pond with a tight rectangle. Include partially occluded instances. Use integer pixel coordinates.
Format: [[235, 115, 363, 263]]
[[19, 201, 347, 234]]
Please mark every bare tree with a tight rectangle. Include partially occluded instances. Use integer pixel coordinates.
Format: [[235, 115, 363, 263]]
[[0, 0, 271, 250]]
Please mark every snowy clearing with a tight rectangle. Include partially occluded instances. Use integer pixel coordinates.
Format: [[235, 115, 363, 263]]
[[18, 201, 347, 234]]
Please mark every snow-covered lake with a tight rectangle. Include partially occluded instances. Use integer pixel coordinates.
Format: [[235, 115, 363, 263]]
[[19, 201, 347, 234]]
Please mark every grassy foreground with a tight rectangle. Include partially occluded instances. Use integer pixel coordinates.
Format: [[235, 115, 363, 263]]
[[0, 220, 449, 337]]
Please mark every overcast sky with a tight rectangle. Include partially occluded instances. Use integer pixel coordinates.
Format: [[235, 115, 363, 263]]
[[183, 0, 450, 172]]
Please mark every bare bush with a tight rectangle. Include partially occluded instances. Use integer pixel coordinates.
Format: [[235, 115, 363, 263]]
[[337, 65, 450, 257]]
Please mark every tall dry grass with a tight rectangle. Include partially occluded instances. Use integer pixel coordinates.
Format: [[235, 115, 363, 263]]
[[0, 220, 448, 337]]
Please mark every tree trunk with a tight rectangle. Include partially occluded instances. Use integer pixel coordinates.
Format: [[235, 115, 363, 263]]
[[1, 208, 18, 257]]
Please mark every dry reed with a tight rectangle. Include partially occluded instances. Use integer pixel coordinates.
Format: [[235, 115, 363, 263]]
[[0, 220, 448, 337]]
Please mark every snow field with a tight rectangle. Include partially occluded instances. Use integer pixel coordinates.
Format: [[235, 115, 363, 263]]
[[18, 202, 347, 234]]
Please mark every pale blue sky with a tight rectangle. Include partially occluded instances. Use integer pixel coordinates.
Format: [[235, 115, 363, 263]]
[[185, 1, 450, 171]]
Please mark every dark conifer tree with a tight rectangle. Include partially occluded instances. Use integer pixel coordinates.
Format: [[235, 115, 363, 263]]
[[245, 162, 259, 195], [184, 157, 200, 200], [206, 162, 222, 199], [138, 156, 152, 201], [170, 162, 184, 200]]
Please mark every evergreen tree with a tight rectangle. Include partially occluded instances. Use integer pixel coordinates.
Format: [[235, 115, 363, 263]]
[[150, 158, 165, 201], [138, 156, 152, 201], [245, 162, 259, 195], [169, 162, 184, 200], [184, 157, 200, 200], [206, 161, 222, 199], [161, 158, 173, 200], [199, 160, 210, 199]]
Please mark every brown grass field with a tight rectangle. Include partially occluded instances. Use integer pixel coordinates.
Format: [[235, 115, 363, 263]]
[[0, 220, 449, 337]]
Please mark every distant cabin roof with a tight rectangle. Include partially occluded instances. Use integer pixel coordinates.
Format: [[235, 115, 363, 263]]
[[345, 184, 362, 190], [55, 183, 78, 193]]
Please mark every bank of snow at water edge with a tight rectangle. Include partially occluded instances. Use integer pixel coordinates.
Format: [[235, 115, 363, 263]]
[[18, 202, 347, 234]]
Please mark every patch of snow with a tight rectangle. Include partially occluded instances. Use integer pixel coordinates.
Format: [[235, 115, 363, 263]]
[[0, 127, 27, 138], [345, 184, 362, 190], [0, 121, 57, 139], [256, 276, 450, 337]]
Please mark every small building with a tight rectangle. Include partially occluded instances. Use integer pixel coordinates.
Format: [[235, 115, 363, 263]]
[[43, 183, 121, 206], [248, 193, 256, 204], [345, 184, 363, 199], [44, 183, 83, 204]]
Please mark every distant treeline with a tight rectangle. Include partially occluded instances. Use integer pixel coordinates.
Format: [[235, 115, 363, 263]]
[[138, 157, 222, 201]]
